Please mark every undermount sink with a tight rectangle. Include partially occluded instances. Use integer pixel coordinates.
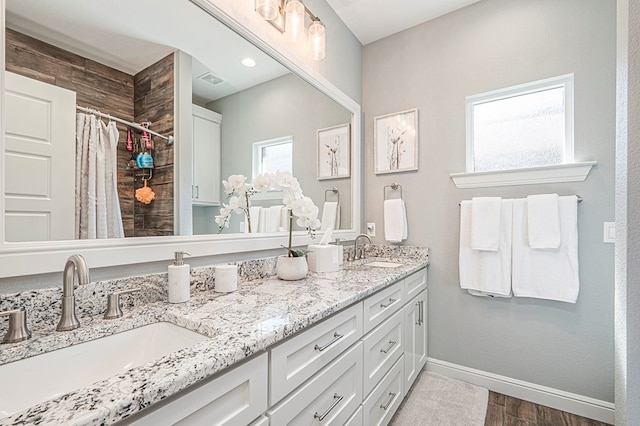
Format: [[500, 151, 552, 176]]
[[0, 321, 208, 419], [367, 261, 403, 268]]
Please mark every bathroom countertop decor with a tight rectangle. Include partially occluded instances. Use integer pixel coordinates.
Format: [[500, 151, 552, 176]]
[[0, 245, 429, 425]]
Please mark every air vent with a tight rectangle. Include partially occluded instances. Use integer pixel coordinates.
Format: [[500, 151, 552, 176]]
[[197, 72, 225, 86]]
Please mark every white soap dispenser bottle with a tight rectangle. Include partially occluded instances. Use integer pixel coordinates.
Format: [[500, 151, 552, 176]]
[[168, 251, 190, 303]]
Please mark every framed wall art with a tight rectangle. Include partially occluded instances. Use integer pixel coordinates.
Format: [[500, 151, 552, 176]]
[[374, 108, 418, 174], [317, 123, 350, 180]]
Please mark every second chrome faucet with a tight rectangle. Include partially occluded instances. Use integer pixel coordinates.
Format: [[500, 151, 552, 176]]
[[57, 254, 90, 332]]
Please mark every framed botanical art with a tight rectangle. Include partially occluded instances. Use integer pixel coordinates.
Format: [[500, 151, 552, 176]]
[[317, 123, 350, 180], [374, 108, 419, 174]]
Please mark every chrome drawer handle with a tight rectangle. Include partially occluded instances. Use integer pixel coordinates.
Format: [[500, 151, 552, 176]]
[[415, 301, 421, 325], [379, 298, 397, 308], [314, 393, 344, 421], [380, 340, 397, 354], [314, 332, 344, 352], [419, 300, 425, 325], [380, 392, 397, 410]]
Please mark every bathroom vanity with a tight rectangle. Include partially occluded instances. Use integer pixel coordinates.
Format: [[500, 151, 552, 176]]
[[0, 246, 428, 425]]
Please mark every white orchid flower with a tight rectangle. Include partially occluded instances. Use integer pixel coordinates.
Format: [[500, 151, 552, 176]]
[[227, 174, 247, 190], [252, 173, 274, 192]]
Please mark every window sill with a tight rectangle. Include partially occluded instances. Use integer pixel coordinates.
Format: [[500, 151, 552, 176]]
[[449, 161, 597, 189]]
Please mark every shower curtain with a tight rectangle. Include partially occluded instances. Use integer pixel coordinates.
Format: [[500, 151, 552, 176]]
[[75, 113, 125, 239]]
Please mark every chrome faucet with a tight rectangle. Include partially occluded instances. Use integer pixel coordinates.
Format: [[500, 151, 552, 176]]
[[57, 254, 90, 332], [354, 234, 372, 261]]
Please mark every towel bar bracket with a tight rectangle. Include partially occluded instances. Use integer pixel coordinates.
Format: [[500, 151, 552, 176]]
[[383, 183, 403, 200]]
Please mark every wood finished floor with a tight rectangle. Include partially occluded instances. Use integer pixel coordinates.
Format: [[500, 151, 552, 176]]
[[485, 392, 612, 426]]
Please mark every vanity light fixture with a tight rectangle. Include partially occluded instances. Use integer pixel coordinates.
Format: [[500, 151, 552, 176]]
[[255, 0, 326, 61]]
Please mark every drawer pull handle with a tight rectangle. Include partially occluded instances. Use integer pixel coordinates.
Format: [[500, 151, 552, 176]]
[[314, 332, 344, 352], [380, 340, 397, 354], [380, 392, 397, 410], [419, 300, 425, 325], [415, 301, 421, 325], [314, 393, 344, 421], [379, 298, 397, 308]]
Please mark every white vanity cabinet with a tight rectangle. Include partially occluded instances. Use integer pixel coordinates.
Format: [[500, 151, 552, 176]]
[[192, 104, 221, 206], [404, 290, 428, 395], [125, 352, 268, 426]]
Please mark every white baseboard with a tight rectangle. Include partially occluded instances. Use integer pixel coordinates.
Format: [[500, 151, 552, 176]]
[[426, 358, 614, 424]]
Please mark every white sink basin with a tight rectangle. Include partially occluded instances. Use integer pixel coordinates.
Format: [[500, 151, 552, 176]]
[[367, 261, 403, 268], [0, 322, 208, 419]]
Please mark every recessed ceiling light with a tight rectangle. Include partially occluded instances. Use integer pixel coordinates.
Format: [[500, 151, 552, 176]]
[[241, 57, 257, 68]]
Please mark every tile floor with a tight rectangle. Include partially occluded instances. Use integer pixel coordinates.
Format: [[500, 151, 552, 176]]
[[485, 392, 612, 426]]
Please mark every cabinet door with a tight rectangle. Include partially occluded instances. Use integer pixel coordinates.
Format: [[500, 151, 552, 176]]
[[403, 290, 427, 394], [127, 353, 268, 426], [192, 105, 221, 206]]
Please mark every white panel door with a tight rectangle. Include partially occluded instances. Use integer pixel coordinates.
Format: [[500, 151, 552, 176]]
[[4, 72, 76, 242], [192, 104, 221, 206]]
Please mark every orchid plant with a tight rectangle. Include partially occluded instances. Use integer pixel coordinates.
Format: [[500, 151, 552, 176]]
[[215, 172, 321, 257]]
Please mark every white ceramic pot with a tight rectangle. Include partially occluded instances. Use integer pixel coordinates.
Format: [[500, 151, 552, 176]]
[[276, 255, 308, 281]]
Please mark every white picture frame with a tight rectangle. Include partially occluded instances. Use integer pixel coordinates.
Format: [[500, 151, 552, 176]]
[[317, 123, 351, 180], [374, 108, 419, 174]]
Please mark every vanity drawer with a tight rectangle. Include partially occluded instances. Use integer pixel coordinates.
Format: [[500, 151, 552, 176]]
[[269, 303, 363, 405], [363, 280, 404, 334], [127, 352, 268, 426], [362, 355, 404, 426], [404, 268, 427, 301], [362, 309, 404, 396], [267, 342, 363, 426]]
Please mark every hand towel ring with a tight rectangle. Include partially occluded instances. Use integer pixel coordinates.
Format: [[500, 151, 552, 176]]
[[383, 183, 403, 200], [325, 188, 340, 203]]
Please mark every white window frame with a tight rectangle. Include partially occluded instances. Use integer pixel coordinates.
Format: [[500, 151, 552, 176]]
[[451, 74, 595, 188], [466, 74, 574, 172], [252, 135, 293, 179]]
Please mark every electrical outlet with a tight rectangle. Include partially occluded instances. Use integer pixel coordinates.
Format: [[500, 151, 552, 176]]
[[603, 222, 615, 243], [367, 222, 376, 237]]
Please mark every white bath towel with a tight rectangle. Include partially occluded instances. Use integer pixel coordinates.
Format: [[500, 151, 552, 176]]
[[470, 197, 502, 251], [264, 205, 283, 233], [512, 196, 579, 303], [321, 202, 340, 231], [248, 206, 261, 233], [459, 199, 513, 298], [527, 194, 561, 249], [384, 199, 408, 243]]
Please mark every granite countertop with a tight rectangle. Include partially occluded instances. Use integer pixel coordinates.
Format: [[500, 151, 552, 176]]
[[0, 248, 428, 425]]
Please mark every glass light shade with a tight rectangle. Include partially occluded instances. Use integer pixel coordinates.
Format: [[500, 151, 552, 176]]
[[285, 0, 306, 43], [256, 0, 279, 21], [309, 20, 326, 60]]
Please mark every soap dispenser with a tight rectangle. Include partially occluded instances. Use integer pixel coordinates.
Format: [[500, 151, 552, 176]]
[[168, 251, 190, 303]]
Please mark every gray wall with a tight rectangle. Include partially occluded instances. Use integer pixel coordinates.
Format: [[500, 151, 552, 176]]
[[616, 0, 640, 423], [206, 73, 353, 233], [363, 0, 615, 402]]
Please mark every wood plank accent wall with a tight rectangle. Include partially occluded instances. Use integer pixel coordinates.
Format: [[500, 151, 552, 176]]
[[133, 54, 175, 237], [5, 28, 175, 238]]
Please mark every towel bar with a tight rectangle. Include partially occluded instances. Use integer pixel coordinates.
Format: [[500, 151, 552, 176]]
[[384, 183, 403, 200], [458, 195, 583, 206]]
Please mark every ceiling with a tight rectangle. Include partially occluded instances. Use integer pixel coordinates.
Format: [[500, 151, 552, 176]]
[[5, 0, 289, 103], [326, 0, 483, 45]]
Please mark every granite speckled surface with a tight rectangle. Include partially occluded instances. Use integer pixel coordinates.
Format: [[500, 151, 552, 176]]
[[0, 245, 428, 425]]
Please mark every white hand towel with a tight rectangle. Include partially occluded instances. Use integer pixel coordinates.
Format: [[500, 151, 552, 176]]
[[258, 207, 267, 233], [512, 196, 579, 303], [265, 205, 283, 232], [459, 199, 513, 297], [470, 197, 502, 251], [321, 202, 340, 231], [384, 199, 408, 243], [527, 193, 561, 249], [248, 206, 262, 233], [279, 207, 290, 232]]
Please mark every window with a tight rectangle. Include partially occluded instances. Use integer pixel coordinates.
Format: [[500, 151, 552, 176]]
[[466, 74, 574, 173], [252, 136, 293, 178]]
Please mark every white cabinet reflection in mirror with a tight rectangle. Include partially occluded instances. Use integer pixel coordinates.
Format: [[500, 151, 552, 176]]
[[191, 105, 221, 206]]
